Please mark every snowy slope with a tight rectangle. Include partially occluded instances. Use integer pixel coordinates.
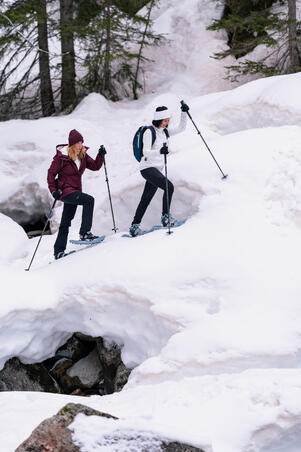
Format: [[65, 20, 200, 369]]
[[1, 0, 301, 449], [1, 72, 301, 452]]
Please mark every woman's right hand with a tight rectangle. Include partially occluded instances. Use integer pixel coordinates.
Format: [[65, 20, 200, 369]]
[[52, 189, 62, 200]]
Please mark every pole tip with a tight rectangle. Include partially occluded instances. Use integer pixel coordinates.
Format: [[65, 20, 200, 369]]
[[222, 174, 228, 180]]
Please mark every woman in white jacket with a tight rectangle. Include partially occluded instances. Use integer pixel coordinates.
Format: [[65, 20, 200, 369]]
[[129, 102, 189, 237]]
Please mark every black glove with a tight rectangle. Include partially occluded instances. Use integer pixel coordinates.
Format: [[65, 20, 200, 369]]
[[52, 189, 62, 200], [98, 145, 107, 157], [180, 101, 189, 112], [160, 143, 169, 155]]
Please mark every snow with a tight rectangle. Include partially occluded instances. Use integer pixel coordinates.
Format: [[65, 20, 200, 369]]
[[1, 1, 301, 451], [142, 0, 237, 97], [1, 72, 301, 451], [0, 213, 29, 263]]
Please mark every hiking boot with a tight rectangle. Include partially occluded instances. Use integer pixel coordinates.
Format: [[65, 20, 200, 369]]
[[55, 251, 67, 260], [79, 231, 99, 241], [161, 213, 176, 227], [129, 223, 143, 237]]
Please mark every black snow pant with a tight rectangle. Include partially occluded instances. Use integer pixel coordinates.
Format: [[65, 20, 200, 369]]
[[132, 167, 174, 225], [54, 191, 94, 255]]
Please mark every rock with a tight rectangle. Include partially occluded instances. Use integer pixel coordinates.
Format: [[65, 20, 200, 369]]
[[96, 338, 122, 367], [49, 358, 73, 380], [49, 358, 78, 394], [67, 348, 103, 389], [161, 442, 205, 451], [75, 332, 97, 342], [56, 333, 95, 361], [0, 357, 60, 393], [15, 402, 204, 452], [114, 362, 131, 392], [70, 388, 88, 396], [0, 337, 130, 396], [15, 403, 117, 452], [96, 339, 131, 394]]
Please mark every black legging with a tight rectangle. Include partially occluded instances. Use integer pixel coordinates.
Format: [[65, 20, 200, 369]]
[[54, 191, 94, 255], [132, 167, 174, 225]]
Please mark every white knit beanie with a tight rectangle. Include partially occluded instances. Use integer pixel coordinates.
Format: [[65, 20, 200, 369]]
[[153, 108, 171, 121]]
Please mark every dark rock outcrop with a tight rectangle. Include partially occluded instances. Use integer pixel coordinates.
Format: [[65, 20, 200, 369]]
[[0, 357, 60, 392], [0, 334, 131, 396], [96, 338, 128, 394], [161, 442, 205, 451], [56, 334, 95, 361], [115, 361, 131, 392]]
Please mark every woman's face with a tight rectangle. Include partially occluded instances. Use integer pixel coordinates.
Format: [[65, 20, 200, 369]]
[[74, 141, 83, 153], [160, 118, 170, 128]]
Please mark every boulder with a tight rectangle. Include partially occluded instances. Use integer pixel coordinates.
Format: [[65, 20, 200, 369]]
[[0, 357, 60, 392], [56, 333, 95, 361], [114, 362, 131, 392], [15, 402, 205, 452], [96, 338, 121, 367], [67, 348, 103, 389], [15, 403, 117, 452], [161, 442, 205, 451], [49, 358, 73, 380], [96, 339, 131, 393]]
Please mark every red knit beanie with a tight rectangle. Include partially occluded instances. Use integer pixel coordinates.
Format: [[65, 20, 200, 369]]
[[68, 129, 84, 146]]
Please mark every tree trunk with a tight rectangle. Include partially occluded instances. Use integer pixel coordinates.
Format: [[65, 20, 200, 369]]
[[288, 0, 300, 73], [132, 0, 155, 100], [103, 0, 112, 96], [60, 0, 76, 110], [36, 0, 55, 116]]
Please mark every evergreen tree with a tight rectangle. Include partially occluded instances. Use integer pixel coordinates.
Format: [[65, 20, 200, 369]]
[[0, 0, 163, 118], [78, 0, 162, 100], [208, 0, 301, 81], [0, 0, 53, 119], [132, 0, 157, 100]]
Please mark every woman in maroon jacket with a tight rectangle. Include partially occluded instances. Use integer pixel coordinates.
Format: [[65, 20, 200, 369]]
[[47, 129, 106, 260]]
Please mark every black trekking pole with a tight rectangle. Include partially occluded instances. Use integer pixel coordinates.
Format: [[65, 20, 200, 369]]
[[181, 100, 228, 180], [25, 198, 58, 271], [162, 143, 173, 235], [99, 145, 118, 233]]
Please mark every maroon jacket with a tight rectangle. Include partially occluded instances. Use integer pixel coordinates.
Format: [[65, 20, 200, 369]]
[[47, 145, 103, 199]]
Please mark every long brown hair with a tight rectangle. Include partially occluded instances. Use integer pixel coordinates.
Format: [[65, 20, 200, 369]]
[[67, 144, 86, 161]]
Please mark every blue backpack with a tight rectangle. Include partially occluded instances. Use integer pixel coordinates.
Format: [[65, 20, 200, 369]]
[[133, 126, 170, 162], [133, 126, 156, 162]]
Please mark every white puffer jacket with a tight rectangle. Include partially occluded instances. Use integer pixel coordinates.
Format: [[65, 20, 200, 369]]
[[139, 111, 187, 171]]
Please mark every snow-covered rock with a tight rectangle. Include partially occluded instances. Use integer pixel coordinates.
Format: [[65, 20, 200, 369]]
[[0, 212, 29, 263]]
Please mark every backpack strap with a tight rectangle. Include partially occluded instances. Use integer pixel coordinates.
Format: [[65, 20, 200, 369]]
[[148, 126, 169, 142], [148, 126, 157, 146]]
